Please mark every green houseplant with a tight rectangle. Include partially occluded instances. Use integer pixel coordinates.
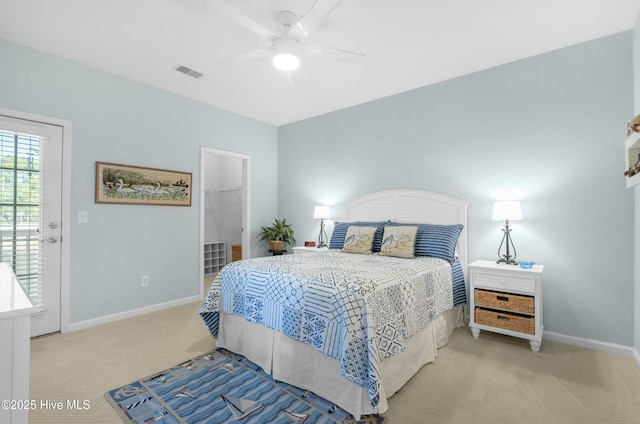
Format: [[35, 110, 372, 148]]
[[257, 218, 296, 254]]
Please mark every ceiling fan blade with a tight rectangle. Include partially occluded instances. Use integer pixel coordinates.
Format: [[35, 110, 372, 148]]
[[222, 48, 271, 66], [301, 44, 365, 64], [207, 0, 278, 41], [285, 68, 302, 87], [287, 0, 342, 42]]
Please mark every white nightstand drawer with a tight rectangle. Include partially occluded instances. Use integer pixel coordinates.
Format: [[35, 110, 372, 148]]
[[473, 271, 535, 293]]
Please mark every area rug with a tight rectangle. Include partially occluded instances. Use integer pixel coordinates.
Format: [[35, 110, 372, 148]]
[[105, 348, 385, 424]]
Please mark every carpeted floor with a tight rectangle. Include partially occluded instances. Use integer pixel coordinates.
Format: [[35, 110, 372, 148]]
[[29, 276, 640, 423], [105, 348, 383, 423]]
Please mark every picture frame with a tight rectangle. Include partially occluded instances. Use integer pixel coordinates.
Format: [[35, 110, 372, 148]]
[[95, 162, 192, 206]]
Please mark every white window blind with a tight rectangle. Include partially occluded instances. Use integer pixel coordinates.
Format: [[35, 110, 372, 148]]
[[0, 129, 43, 306]]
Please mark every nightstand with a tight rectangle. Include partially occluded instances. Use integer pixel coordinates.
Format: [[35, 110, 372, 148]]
[[292, 246, 329, 254], [468, 260, 544, 352]]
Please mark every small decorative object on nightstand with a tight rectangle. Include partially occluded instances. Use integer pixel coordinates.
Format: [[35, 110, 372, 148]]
[[469, 260, 544, 352], [492, 201, 522, 265], [313, 205, 331, 248], [293, 246, 328, 254]]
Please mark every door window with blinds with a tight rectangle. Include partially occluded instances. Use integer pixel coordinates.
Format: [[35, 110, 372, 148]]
[[0, 113, 62, 336], [0, 130, 42, 305]]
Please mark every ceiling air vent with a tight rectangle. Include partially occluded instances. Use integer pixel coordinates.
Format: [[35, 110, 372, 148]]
[[174, 65, 203, 79]]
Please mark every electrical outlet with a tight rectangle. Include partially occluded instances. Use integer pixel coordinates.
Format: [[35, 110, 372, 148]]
[[141, 275, 149, 287]]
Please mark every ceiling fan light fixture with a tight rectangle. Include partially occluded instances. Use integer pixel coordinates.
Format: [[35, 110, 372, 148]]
[[272, 38, 300, 71], [273, 52, 300, 71]]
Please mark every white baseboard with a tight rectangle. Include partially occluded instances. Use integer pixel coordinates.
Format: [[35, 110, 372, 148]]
[[544, 330, 640, 367], [65, 295, 201, 332]]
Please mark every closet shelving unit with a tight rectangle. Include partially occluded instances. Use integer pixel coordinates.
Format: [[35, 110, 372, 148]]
[[203, 241, 226, 275]]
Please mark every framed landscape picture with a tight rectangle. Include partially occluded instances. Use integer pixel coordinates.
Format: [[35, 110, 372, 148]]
[[95, 162, 192, 206]]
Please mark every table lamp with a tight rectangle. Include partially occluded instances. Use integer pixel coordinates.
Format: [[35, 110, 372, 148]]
[[313, 205, 330, 248], [492, 201, 522, 265]]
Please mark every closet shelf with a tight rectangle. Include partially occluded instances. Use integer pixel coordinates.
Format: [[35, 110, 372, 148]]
[[204, 241, 226, 275]]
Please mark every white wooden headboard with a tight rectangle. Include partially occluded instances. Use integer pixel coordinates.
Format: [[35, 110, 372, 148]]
[[344, 189, 469, 273]]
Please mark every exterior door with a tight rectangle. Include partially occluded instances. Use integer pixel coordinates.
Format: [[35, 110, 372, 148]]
[[0, 115, 63, 336]]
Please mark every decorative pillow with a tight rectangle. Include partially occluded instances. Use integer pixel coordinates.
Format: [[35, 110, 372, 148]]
[[379, 226, 418, 258], [329, 221, 388, 251], [341, 226, 378, 254], [388, 222, 463, 263]]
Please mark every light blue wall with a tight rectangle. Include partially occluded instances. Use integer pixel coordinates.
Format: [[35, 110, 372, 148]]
[[1, 30, 636, 345], [0, 38, 278, 324], [279, 32, 635, 346]]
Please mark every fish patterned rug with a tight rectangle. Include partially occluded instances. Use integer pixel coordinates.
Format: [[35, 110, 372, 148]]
[[105, 348, 385, 423]]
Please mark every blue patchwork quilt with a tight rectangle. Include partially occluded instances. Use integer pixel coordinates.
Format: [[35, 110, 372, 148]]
[[200, 250, 466, 407]]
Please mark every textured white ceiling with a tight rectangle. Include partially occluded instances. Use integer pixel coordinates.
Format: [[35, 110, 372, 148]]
[[1, 0, 638, 126]]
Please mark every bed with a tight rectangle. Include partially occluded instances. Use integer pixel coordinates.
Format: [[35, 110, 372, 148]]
[[200, 189, 468, 419]]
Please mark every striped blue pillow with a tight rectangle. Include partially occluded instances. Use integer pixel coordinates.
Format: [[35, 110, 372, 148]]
[[329, 221, 389, 251], [388, 222, 463, 263]]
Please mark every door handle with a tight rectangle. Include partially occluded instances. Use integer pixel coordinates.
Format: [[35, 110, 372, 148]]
[[42, 236, 58, 244]]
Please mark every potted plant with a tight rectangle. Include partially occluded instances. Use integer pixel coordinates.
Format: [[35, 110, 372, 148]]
[[257, 218, 296, 255]]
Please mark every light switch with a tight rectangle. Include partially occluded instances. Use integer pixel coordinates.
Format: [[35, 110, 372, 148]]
[[77, 211, 88, 224]]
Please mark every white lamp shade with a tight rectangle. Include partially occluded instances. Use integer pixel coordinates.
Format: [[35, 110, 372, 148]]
[[492, 201, 522, 221], [273, 53, 300, 71], [272, 38, 300, 71], [313, 205, 331, 219]]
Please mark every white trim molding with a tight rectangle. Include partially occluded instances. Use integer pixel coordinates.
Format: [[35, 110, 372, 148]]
[[545, 331, 640, 367], [66, 295, 201, 332]]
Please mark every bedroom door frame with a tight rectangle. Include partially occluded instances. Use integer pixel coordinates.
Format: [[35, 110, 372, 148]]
[[199, 147, 250, 297], [0, 108, 72, 336]]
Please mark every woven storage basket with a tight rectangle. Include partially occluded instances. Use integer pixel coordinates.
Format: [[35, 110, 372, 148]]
[[475, 307, 535, 335], [475, 289, 534, 315], [232, 244, 242, 262]]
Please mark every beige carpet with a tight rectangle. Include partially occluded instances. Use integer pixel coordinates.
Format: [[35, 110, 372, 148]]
[[29, 279, 640, 423]]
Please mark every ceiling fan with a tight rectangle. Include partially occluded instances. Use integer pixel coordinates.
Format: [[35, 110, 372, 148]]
[[207, 0, 365, 71]]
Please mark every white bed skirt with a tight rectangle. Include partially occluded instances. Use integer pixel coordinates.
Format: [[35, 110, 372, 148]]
[[216, 307, 463, 419]]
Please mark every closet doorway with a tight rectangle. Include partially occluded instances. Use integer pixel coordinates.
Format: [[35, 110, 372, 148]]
[[200, 147, 250, 294]]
